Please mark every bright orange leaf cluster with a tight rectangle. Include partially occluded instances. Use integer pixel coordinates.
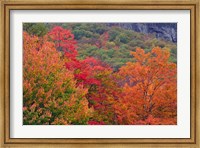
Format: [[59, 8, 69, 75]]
[[23, 26, 177, 125], [23, 32, 92, 125], [115, 47, 177, 125]]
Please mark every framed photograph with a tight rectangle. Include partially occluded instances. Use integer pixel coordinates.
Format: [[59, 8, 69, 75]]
[[0, 0, 199, 147]]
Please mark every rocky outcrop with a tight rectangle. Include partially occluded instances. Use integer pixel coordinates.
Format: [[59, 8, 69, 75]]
[[108, 23, 177, 43]]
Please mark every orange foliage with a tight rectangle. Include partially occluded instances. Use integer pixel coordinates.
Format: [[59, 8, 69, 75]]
[[23, 32, 92, 125], [115, 47, 177, 125]]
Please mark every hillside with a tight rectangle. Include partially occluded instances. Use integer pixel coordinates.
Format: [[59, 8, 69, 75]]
[[23, 23, 177, 71], [23, 23, 177, 125]]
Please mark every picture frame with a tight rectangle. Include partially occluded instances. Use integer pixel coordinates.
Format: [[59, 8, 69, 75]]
[[0, 0, 199, 147]]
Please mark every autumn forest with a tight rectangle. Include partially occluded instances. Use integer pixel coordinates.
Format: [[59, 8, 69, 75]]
[[23, 23, 177, 125]]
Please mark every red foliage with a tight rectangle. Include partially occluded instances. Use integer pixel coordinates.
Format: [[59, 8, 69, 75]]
[[65, 57, 111, 86], [48, 26, 77, 59]]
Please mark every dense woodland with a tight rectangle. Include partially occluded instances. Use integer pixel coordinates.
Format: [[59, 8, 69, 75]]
[[23, 23, 177, 125]]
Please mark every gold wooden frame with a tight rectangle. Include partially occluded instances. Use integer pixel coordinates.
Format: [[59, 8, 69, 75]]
[[0, 0, 199, 147]]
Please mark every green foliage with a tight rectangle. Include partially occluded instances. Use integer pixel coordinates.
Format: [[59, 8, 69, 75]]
[[23, 23, 48, 37], [73, 29, 93, 40], [75, 24, 176, 70], [118, 33, 129, 44]]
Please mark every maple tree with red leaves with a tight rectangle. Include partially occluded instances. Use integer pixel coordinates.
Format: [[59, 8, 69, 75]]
[[48, 26, 78, 59]]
